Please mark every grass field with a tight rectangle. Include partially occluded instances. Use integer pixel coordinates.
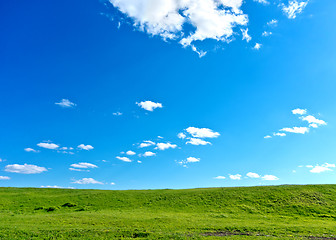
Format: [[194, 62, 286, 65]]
[[0, 185, 336, 239]]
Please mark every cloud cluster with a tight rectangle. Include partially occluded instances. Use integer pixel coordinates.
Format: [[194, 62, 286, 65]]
[[5, 164, 47, 174], [282, 0, 308, 19], [55, 99, 76, 108], [178, 127, 220, 145], [305, 163, 335, 173], [0, 176, 10, 180], [265, 108, 326, 138], [215, 172, 279, 181], [177, 157, 200, 167], [136, 101, 162, 111]]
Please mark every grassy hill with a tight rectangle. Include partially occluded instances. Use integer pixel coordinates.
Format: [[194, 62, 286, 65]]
[[0, 185, 336, 239]]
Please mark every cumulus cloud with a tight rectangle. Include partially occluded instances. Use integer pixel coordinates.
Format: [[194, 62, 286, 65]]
[[72, 178, 103, 184], [126, 150, 136, 155], [177, 132, 186, 139], [229, 174, 241, 180], [55, 99, 76, 108], [41, 185, 75, 189], [254, 0, 269, 4], [136, 101, 162, 111], [280, 127, 309, 134], [177, 156, 200, 166], [143, 151, 156, 157], [155, 142, 177, 150], [214, 176, 226, 179], [70, 162, 98, 169], [307, 163, 335, 173], [0, 176, 10, 180], [253, 43, 262, 50], [292, 108, 307, 115], [246, 172, 260, 178], [24, 148, 38, 153], [78, 144, 94, 151], [282, 0, 308, 19], [262, 175, 279, 180], [37, 142, 59, 150], [5, 164, 47, 174], [273, 132, 286, 137], [241, 28, 251, 42], [300, 115, 327, 128], [185, 127, 220, 138], [116, 156, 132, 162], [109, 0, 248, 54], [186, 138, 211, 145], [139, 140, 156, 148]]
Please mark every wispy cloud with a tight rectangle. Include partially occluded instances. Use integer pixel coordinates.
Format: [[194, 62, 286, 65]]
[[37, 142, 59, 150], [241, 28, 252, 42], [136, 101, 162, 111], [186, 138, 211, 145], [0, 176, 10, 180], [139, 140, 156, 148], [55, 99, 76, 108], [24, 148, 39, 153], [280, 127, 309, 134], [306, 163, 335, 173], [282, 0, 308, 19], [214, 176, 226, 179], [70, 162, 98, 169], [5, 164, 47, 174], [253, 43, 262, 50], [155, 142, 177, 150], [72, 178, 103, 184], [261, 175, 279, 181], [78, 144, 94, 151], [116, 156, 132, 162]]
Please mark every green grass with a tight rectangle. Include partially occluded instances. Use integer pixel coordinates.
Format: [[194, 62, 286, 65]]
[[1, 185, 336, 239]]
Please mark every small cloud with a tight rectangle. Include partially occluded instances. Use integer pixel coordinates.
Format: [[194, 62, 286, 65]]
[[308, 163, 335, 173], [241, 28, 252, 42], [24, 148, 39, 153], [262, 31, 272, 37], [253, 43, 262, 50], [5, 164, 47, 174], [280, 127, 309, 134], [69, 168, 89, 172], [55, 99, 76, 108], [185, 127, 220, 139], [70, 162, 98, 169], [37, 142, 59, 150], [137, 160, 142, 163], [267, 19, 278, 26], [262, 175, 279, 181], [254, 0, 269, 5], [273, 132, 286, 137], [40, 185, 74, 189], [78, 144, 94, 151], [177, 157, 200, 166], [126, 150, 136, 155], [282, 0, 308, 19], [186, 138, 211, 145], [264, 135, 272, 139], [111, 182, 116, 185], [0, 176, 10, 180], [139, 141, 155, 148], [292, 108, 307, 115], [72, 178, 103, 185], [229, 174, 242, 180], [136, 101, 163, 111], [113, 112, 123, 116], [143, 151, 156, 157], [116, 156, 132, 162], [177, 132, 186, 139], [246, 172, 260, 178], [300, 115, 326, 127], [214, 176, 226, 179], [155, 143, 177, 150]]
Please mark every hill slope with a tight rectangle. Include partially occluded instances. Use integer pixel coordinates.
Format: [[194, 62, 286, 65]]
[[1, 185, 336, 239]]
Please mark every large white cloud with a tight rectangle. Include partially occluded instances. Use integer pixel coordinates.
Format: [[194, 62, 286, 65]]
[[109, 0, 247, 54], [292, 108, 307, 115], [300, 115, 327, 128], [185, 127, 220, 138], [37, 142, 59, 150], [5, 164, 47, 174], [156, 142, 177, 150], [262, 175, 279, 181]]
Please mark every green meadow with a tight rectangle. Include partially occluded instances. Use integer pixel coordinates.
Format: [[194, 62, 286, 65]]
[[0, 185, 336, 239]]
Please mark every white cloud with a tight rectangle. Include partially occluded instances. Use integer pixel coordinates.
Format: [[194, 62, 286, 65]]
[[5, 164, 47, 174], [143, 151, 156, 157], [300, 115, 326, 127], [136, 101, 162, 111], [292, 108, 307, 115], [155, 142, 177, 150], [246, 172, 260, 178], [78, 144, 94, 151], [241, 28, 251, 42], [214, 176, 226, 179], [37, 142, 59, 150], [186, 157, 200, 163], [0, 176, 10, 180], [55, 99, 76, 108], [185, 127, 220, 138], [116, 156, 132, 162], [24, 148, 38, 153], [113, 112, 123, 116], [186, 138, 211, 145], [262, 31, 272, 37], [229, 174, 241, 180], [264, 135, 272, 139], [267, 19, 278, 26], [254, 0, 269, 4], [126, 150, 136, 155], [72, 178, 103, 184], [40, 185, 75, 189], [273, 132, 286, 137], [282, 0, 308, 19], [262, 175, 279, 180], [307, 163, 335, 173], [109, 0, 248, 53], [70, 162, 98, 169], [280, 127, 309, 134], [69, 168, 89, 172], [253, 43, 262, 50], [177, 132, 186, 139], [111, 182, 116, 185], [139, 140, 156, 148]]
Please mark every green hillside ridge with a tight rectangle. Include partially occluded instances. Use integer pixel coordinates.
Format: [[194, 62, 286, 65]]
[[0, 185, 336, 239]]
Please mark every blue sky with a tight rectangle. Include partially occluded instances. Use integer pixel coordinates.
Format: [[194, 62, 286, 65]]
[[1, 0, 336, 189]]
